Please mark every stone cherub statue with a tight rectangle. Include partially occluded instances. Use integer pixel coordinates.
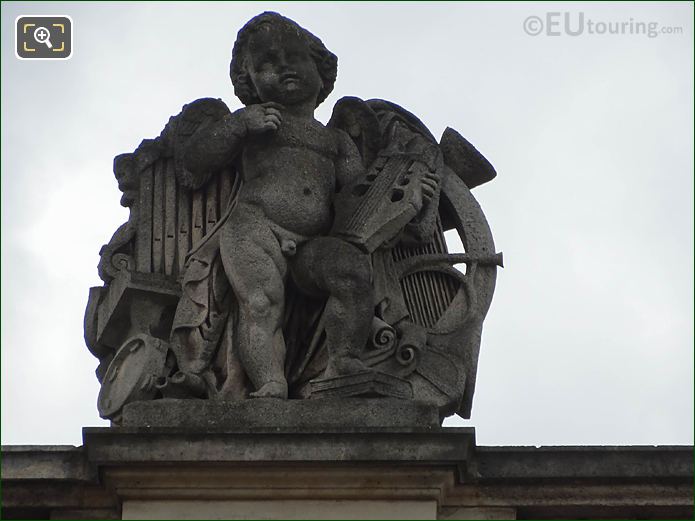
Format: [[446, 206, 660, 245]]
[[85, 12, 502, 423], [171, 12, 396, 399]]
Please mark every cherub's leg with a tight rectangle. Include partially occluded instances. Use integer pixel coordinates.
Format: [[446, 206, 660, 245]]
[[292, 237, 374, 377], [219, 215, 288, 398]]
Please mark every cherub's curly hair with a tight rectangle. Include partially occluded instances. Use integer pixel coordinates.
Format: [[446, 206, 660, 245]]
[[230, 12, 338, 107]]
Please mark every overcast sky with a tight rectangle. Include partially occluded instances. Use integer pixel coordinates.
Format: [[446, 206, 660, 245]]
[[1, 2, 693, 447]]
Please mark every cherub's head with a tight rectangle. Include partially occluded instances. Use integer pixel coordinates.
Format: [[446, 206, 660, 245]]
[[230, 12, 337, 107]]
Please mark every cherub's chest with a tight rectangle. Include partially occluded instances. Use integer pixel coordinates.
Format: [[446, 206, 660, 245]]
[[251, 118, 338, 160]]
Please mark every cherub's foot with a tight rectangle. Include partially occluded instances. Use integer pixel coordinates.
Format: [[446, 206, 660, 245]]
[[323, 355, 371, 379], [249, 380, 288, 399], [215, 380, 246, 401]]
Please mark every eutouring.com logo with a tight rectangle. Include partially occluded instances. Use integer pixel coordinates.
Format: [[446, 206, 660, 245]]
[[523, 12, 683, 38]]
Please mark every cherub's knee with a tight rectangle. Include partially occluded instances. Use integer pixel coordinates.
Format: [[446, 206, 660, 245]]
[[245, 292, 274, 319], [330, 253, 372, 295]]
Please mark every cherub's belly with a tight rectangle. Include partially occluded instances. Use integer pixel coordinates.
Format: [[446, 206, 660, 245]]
[[241, 171, 334, 237]]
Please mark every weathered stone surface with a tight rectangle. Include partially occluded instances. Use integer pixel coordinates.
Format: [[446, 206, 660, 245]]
[[474, 445, 695, 480], [98, 335, 169, 420], [121, 397, 439, 430], [310, 371, 414, 400], [122, 499, 437, 520], [0, 446, 92, 481], [85, 11, 501, 425], [439, 127, 497, 189], [2, 436, 692, 520], [82, 427, 476, 463], [439, 507, 516, 520]]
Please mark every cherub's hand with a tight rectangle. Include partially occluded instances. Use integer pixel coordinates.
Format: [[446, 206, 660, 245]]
[[420, 170, 441, 203], [241, 102, 283, 135]]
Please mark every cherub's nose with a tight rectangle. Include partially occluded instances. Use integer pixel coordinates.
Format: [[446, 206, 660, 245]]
[[276, 51, 291, 70]]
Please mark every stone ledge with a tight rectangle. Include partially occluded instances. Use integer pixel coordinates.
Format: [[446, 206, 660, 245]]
[[0, 445, 93, 481], [476, 445, 694, 480], [2, 432, 693, 520], [82, 427, 476, 465]]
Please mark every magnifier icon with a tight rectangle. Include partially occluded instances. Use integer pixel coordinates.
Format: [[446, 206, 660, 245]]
[[33, 26, 53, 49]]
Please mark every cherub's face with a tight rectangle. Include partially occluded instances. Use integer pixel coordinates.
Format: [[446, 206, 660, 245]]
[[246, 23, 323, 106]]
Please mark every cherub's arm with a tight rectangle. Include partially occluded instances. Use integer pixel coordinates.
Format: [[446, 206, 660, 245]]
[[182, 112, 245, 180], [183, 103, 283, 188], [334, 129, 365, 191]]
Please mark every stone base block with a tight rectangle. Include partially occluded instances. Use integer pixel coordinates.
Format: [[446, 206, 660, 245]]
[[121, 397, 440, 429]]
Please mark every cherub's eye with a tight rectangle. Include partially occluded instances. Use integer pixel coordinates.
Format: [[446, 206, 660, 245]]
[[260, 50, 280, 64], [287, 50, 309, 63]]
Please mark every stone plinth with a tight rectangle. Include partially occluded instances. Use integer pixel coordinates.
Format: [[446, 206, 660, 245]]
[[87, 425, 474, 520], [121, 397, 440, 430], [98, 398, 462, 518]]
